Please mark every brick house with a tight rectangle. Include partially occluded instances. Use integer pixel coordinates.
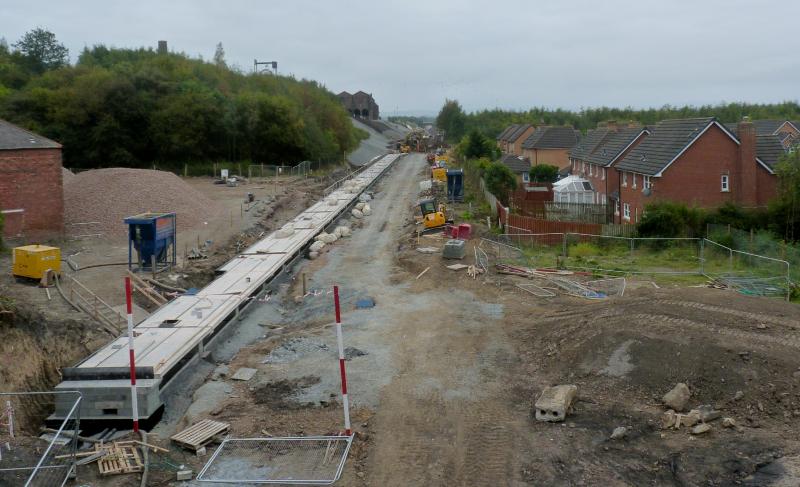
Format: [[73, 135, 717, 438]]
[[337, 91, 379, 120], [569, 125, 648, 206], [505, 124, 535, 155], [614, 118, 780, 225], [496, 124, 519, 152], [520, 126, 580, 170], [496, 124, 519, 153], [0, 119, 64, 239], [499, 153, 532, 184], [726, 119, 799, 149]]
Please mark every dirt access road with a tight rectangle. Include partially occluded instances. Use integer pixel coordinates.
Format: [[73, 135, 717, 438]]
[[173, 152, 800, 486]]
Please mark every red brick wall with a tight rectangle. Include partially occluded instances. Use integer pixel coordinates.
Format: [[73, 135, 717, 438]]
[[531, 148, 571, 169], [0, 148, 64, 239], [756, 163, 778, 207], [509, 126, 535, 155]]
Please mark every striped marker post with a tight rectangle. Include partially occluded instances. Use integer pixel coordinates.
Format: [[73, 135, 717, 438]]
[[333, 286, 351, 436], [125, 277, 139, 433]]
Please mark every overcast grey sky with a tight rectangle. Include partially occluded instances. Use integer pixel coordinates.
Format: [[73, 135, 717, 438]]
[[3, 0, 799, 116]]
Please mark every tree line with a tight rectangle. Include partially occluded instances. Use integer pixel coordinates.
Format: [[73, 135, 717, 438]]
[[436, 99, 800, 142], [0, 29, 366, 169]]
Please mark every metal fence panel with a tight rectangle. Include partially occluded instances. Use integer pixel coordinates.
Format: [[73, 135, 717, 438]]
[[197, 436, 353, 485], [0, 392, 81, 487]]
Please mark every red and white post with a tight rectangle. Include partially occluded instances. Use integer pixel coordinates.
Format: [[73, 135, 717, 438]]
[[333, 286, 351, 436], [125, 277, 140, 433]]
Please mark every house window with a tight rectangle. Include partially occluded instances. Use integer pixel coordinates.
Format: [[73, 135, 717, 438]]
[[622, 172, 627, 187], [643, 176, 651, 190], [614, 200, 620, 215], [522, 172, 530, 183], [623, 203, 631, 220], [632, 173, 637, 189], [589, 164, 593, 176], [602, 168, 606, 181], [721, 174, 729, 192]]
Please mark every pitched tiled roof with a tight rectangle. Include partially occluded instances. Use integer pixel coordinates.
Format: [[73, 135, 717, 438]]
[[756, 134, 788, 171], [496, 125, 517, 141], [0, 119, 61, 150], [523, 126, 579, 150], [499, 153, 531, 174], [615, 118, 730, 176], [753, 119, 789, 136], [569, 128, 611, 161], [584, 128, 647, 167], [498, 124, 520, 141], [520, 126, 547, 149], [506, 124, 533, 143]]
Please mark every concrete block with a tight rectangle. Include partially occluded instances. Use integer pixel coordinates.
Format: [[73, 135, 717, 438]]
[[176, 469, 193, 481], [442, 239, 466, 260], [231, 367, 257, 381], [535, 385, 577, 422]]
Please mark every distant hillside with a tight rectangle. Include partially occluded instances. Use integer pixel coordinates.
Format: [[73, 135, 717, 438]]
[[0, 39, 366, 169]]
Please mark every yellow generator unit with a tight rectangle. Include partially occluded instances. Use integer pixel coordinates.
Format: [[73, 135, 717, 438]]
[[12, 245, 61, 280], [432, 167, 447, 182]]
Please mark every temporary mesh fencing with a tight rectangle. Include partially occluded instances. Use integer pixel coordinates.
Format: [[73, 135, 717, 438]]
[[0, 391, 82, 487]]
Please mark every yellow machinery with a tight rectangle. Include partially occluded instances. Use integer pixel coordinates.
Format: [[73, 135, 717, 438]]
[[400, 144, 411, 153], [419, 198, 450, 231], [12, 244, 61, 280], [432, 166, 447, 182]]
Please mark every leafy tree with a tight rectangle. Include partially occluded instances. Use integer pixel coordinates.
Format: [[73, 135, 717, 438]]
[[436, 99, 466, 142], [13, 28, 69, 72], [0, 43, 362, 169], [484, 162, 517, 205], [529, 164, 559, 183], [771, 150, 800, 241], [213, 42, 226, 68], [459, 129, 495, 159]]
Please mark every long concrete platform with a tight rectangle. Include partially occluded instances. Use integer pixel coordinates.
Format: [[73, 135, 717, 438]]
[[51, 153, 403, 423]]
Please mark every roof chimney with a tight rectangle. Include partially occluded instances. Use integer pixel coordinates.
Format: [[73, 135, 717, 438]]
[[737, 117, 757, 206]]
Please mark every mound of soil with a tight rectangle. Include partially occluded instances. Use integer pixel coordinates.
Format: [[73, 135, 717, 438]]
[[253, 376, 321, 409], [63, 168, 222, 237]]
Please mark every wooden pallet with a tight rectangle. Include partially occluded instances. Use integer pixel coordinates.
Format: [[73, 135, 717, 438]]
[[97, 443, 143, 475], [170, 419, 229, 451]]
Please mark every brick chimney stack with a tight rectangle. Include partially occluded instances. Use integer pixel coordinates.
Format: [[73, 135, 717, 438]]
[[737, 117, 757, 206]]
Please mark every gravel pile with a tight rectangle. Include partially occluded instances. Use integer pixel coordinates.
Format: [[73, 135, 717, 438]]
[[63, 168, 221, 237], [62, 167, 77, 184]]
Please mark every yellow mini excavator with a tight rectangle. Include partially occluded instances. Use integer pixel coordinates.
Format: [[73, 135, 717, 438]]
[[418, 198, 452, 232]]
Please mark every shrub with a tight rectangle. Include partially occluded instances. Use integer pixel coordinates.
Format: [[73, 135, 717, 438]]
[[570, 242, 601, 258], [529, 164, 559, 183], [637, 201, 705, 238], [484, 162, 517, 205]]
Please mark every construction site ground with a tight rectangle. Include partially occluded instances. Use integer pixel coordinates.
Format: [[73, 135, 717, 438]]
[[110, 153, 799, 486], [0, 169, 341, 422], [3, 154, 800, 485]]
